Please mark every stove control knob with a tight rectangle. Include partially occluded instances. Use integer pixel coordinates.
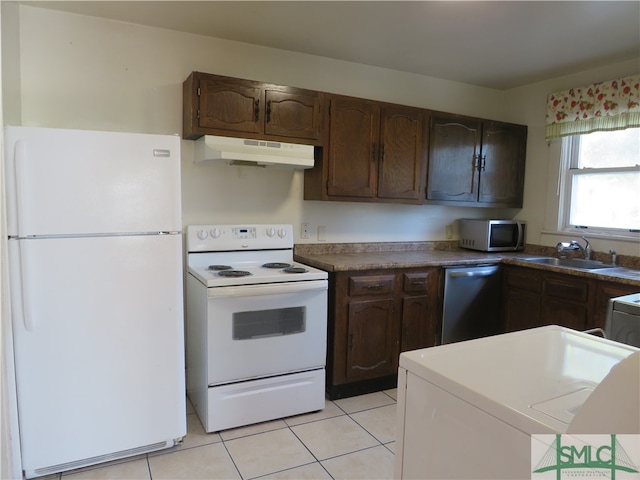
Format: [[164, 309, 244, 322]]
[[266, 227, 276, 237], [197, 229, 208, 240], [210, 228, 222, 239], [277, 228, 287, 238]]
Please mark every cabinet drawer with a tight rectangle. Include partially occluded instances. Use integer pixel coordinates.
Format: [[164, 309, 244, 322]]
[[544, 277, 589, 303], [506, 267, 542, 292], [349, 275, 395, 296], [403, 272, 433, 293]]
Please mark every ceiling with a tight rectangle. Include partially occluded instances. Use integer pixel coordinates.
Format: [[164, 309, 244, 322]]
[[17, 1, 640, 90]]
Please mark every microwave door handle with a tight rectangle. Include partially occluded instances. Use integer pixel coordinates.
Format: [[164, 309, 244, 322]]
[[515, 222, 524, 250]]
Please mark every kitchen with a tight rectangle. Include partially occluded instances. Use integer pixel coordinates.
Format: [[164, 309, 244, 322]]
[[1, 2, 640, 479]]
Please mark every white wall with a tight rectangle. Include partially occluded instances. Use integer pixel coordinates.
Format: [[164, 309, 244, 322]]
[[11, 5, 509, 245], [4, 4, 640, 254]]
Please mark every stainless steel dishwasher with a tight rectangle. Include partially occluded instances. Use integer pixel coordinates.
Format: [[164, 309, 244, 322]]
[[441, 264, 502, 344]]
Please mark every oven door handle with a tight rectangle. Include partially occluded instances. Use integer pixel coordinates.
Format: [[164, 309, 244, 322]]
[[207, 280, 328, 298]]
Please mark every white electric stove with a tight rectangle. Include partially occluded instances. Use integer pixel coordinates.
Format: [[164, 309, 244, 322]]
[[185, 224, 328, 432]]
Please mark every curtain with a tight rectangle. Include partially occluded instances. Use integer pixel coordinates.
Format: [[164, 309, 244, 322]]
[[545, 75, 640, 141]]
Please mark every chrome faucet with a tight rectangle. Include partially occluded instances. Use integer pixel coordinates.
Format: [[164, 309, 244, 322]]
[[556, 236, 592, 259]]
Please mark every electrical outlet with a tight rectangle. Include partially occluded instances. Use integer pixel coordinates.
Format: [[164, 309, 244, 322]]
[[317, 226, 326, 241], [445, 224, 453, 239], [301, 223, 311, 239]]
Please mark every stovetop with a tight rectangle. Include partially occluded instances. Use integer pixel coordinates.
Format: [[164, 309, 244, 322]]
[[186, 224, 328, 287]]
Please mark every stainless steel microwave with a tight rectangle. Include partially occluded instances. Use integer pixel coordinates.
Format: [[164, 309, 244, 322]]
[[459, 219, 525, 252]]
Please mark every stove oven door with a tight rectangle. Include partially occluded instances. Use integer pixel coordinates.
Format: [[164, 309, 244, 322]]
[[205, 280, 328, 385]]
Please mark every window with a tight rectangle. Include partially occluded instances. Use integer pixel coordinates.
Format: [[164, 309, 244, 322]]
[[560, 128, 640, 235]]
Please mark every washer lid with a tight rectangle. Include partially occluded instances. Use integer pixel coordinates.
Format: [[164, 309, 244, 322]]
[[611, 292, 640, 315], [400, 326, 639, 434]]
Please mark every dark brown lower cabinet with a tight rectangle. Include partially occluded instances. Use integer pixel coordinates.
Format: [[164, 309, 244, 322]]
[[542, 275, 592, 331], [503, 265, 639, 334], [504, 266, 593, 332], [327, 268, 439, 399]]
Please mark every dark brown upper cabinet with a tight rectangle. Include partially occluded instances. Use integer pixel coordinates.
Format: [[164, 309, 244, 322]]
[[304, 94, 428, 204], [426, 112, 527, 208], [183, 72, 323, 144]]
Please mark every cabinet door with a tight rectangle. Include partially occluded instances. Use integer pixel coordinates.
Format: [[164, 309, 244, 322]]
[[345, 299, 398, 381], [427, 114, 481, 203], [503, 266, 542, 332], [401, 270, 439, 351], [401, 295, 437, 352], [264, 89, 322, 141], [198, 77, 262, 134], [327, 97, 380, 198], [478, 121, 527, 206], [542, 275, 592, 331], [504, 289, 541, 332], [543, 300, 589, 331], [378, 106, 425, 201]]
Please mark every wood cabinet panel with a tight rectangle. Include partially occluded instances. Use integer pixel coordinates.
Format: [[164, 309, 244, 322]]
[[401, 269, 439, 352], [426, 112, 527, 207], [349, 274, 395, 296], [543, 299, 589, 331], [378, 106, 426, 200], [503, 265, 619, 334], [504, 288, 542, 332], [328, 268, 439, 399], [306, 95, 427, 205], [327, 97, 379, 198], [544, 276, 589, 303], [427, 115, 480, 203], [183, 72, 323, 143], [345, 299, 398, 381], [263, 89, 322, 141], [401, 295, 436, 352], [478, 121, 527, 206], [198, 77, 262, 134], [403, 271, 436, 293]]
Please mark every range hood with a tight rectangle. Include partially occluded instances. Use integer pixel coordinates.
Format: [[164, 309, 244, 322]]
[[194, 135, 315, 169]]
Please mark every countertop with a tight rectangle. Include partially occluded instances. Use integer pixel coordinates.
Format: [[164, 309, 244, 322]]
[[294, 245, 640, 287]]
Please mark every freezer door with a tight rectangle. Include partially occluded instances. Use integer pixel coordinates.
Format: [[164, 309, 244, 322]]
[[4, 126, 181, 236], [8, 234, 185, 473]]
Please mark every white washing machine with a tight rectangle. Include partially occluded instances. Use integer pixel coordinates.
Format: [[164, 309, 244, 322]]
[[395, 325, 640, 479], [607, 292, 640, 347]]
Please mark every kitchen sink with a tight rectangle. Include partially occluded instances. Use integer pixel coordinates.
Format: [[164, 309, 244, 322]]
[[521, 257, 616, 271]]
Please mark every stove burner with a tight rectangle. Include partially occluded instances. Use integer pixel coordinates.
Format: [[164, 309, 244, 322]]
[[262, 262, 292, 269], [207, 265, 233, 271], [283, 267, 309, 274], [217, 270, 252, 277]]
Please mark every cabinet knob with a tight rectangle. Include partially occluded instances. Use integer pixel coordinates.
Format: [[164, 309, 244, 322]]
[[254, 99, 260, 122]]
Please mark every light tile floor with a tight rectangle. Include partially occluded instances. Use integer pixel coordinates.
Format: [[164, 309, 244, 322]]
[[51, 389, 398, 480]]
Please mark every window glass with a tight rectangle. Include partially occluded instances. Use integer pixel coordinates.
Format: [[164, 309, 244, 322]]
[[576, 129, 640, 168], [562, 128, 640, 232], [570, 171, 640, 229]]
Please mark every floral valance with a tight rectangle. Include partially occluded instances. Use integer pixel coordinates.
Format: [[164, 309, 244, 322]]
[[545, 75, 640, 140]]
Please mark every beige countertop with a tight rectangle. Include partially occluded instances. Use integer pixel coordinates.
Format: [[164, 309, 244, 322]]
[[294, 246, 640, 287]]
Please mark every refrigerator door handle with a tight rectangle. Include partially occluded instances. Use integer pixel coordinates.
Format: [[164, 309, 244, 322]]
[[9, 240, 35, 332], [14, 140, 27, 237]]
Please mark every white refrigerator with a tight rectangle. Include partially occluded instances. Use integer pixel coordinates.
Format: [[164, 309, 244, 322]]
[[4, 126, 186, 478]]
